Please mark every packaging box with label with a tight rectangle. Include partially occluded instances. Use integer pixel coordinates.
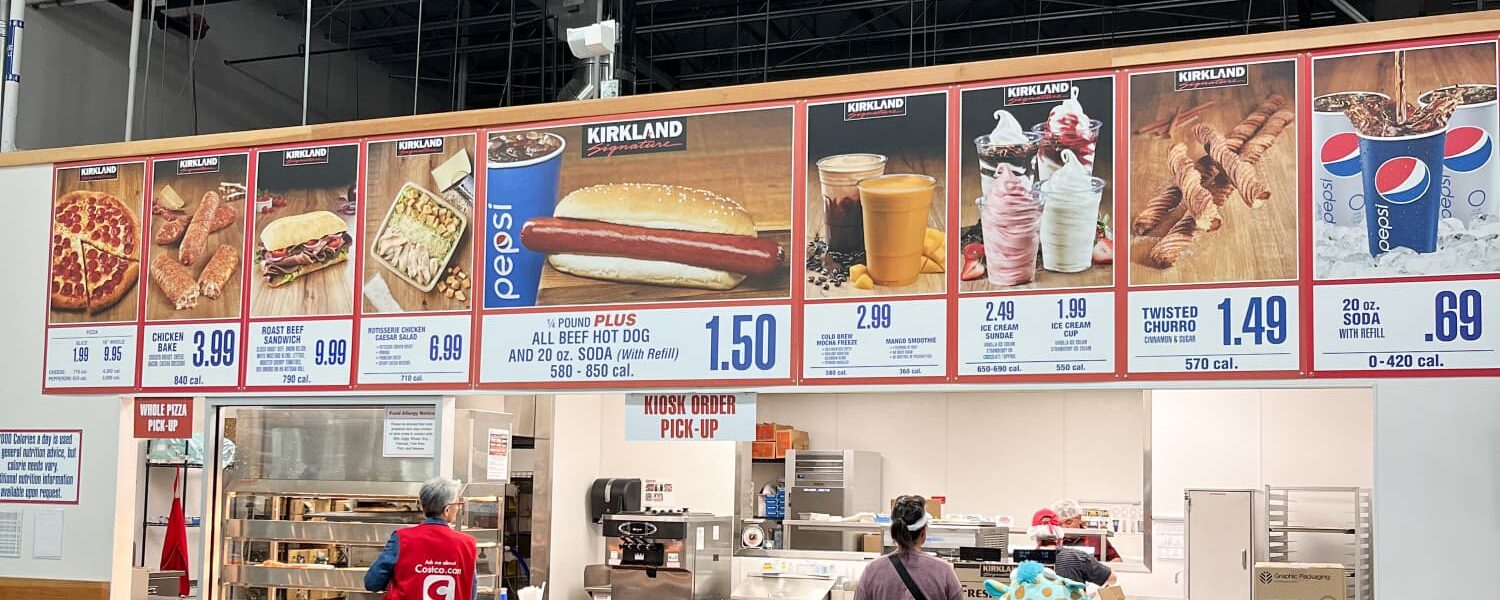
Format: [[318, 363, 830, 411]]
[[1253, 562, 1345, 600], [954, 561, 1015, 600]]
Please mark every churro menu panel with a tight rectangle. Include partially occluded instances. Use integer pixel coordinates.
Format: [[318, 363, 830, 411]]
[[954, 75, 1118, 377], [801, 91, 949, 380], [43, 161, 147, 391], [1125, 58, 1302, 375], [477, 106, 796, 386], [1309, 39, 1500, 373], [243, 144, 361, 388], [357, 133, 477, 385], [139, 153, 250, 389]]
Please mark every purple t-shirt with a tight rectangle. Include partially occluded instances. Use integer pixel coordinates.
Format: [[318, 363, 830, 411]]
[[855, 550, 963, 600]]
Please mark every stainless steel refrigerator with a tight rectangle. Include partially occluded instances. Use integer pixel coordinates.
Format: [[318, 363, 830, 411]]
[[784, 450, 883, 551], [1185, 489, 1267, 600]]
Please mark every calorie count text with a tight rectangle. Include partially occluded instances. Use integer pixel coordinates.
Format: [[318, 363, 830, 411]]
[[1138, 294, 1289, 372], [1335, 289, 1484, 370], [974, 297, 1096, 373]]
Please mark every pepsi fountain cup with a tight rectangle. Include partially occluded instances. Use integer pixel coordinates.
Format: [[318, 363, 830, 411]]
[[1313, 92, 1387, 226], [1419, 84, 1498, 225], [484, 131, 566, 308], [1358, 127, 1447, 256]]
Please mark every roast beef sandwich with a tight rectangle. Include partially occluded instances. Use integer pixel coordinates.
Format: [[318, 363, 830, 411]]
[[257, 210, 351, 288]]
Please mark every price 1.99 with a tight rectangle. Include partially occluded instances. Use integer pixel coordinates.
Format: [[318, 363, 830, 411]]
[[428, 334, 465, 361], [192, 329, 237, 367], [1218, 295, 1287, 346], [72, 344, 124, 363], [314, 338, 349, 366], [1430, 289, 1482, 342], [705, 314, 776, 371]]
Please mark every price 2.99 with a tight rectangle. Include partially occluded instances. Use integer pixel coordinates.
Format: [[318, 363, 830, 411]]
[[705, 314, 776, 371]]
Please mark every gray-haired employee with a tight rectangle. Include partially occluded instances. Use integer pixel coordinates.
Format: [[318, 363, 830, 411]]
[[364, 478, 480, 600]]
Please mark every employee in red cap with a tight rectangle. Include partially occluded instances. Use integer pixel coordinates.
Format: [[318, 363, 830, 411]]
[[1029, 508, 1116, 587], [364, 478, 478, 600]]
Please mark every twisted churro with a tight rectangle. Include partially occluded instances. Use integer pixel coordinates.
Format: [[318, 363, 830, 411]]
[[1193, 123, 1270, 208], [1168, 143, 1220, 232]]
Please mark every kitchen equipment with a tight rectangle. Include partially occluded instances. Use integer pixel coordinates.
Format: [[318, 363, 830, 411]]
[[590, 478, 643, 523], [1186, 489, 1266, 600], [783, 450, 882, 551], [730, 573, 836, 600], [603, 512, 732, 600]]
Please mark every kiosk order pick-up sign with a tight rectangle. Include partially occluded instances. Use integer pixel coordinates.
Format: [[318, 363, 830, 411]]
[[625, 392, 756, 441]]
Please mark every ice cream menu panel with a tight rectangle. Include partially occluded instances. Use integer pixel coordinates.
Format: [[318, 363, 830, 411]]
[[476, 105, 797, 386], [43, 161, 147, 391], [954, 74, 1119, 378], [1309, 38, 1500, 373], [801, 91, 950, 380], [357, 133, 477, 385], [1124, 58, 1304, 375], [243, 144, 361, 388]]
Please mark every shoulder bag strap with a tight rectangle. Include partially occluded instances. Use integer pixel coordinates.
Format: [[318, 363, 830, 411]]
[[888, 553, 930, 600]]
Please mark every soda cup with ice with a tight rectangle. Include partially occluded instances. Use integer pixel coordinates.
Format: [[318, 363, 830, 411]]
[[1312, 92, 1386, 227], [1358, 127, 1447, 256], [1419, 84, 1498, 226]]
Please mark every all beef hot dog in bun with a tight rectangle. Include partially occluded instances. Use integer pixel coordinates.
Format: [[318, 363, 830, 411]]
[[520, 183, 784, 290]]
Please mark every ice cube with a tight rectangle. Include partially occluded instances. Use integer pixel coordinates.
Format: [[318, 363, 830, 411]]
[[1474, 222, 1500, 241], [1439, 232, 1477, 250], [1439, 217, 1467, 236], [1471, 211, 1495, 228]]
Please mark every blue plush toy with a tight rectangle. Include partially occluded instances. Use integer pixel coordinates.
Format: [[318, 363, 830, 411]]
[[983, 561, 1088, 600]]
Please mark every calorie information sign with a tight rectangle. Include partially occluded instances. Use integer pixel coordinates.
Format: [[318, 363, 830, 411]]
[[1127, 286, 1301, 374], [44, 326, 137, 389], [802, 300, 947, 379], [957, 292, 1116, 376], [244, 320, 354, 387], [357, 315, 471, 385], [141, 323, 241, 388], [1313, 280, 1500, 371]]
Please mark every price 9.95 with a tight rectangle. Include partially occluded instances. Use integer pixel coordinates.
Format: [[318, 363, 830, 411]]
[[705, 314, 776, 371]]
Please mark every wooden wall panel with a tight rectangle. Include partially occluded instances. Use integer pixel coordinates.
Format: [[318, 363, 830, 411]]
[[0, 577, 109, 600]]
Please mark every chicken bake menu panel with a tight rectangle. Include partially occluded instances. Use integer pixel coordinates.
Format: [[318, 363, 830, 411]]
[[476, 105, 797, 387]]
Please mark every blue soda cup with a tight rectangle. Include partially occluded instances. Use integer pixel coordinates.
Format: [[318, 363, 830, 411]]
[[1359, 127, 1447, 256], [484, 131, 566, 308]]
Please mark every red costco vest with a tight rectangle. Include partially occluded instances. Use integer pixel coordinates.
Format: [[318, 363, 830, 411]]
[[388, 522, 478, 600]]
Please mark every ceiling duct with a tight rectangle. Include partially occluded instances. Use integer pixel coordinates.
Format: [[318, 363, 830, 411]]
[[548, 0, 615, 102]]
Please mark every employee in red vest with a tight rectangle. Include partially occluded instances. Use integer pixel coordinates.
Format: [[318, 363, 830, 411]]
[[365, 478, 479, 600]]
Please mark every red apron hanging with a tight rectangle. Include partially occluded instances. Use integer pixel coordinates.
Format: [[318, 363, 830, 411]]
[[159, 466, 191, 596]]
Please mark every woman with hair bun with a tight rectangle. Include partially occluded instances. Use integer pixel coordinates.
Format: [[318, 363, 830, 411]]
[[853, 495, 962, 600]]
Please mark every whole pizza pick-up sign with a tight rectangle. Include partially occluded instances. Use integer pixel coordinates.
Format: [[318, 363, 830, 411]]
[[134, 397, 194, 439], [625, 392, 756, 441]]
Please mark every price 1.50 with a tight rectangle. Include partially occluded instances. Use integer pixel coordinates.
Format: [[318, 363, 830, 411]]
[[1430, 289, 1482, 343], [428, 334, 465, 361], [705, 314, 776, 371], [314, 338, 349, 366], [1218, 296, 1287, 346], [192, 329, 237, 368]]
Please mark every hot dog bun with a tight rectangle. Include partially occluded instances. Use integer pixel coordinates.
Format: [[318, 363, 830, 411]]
[[260, 210, 348, 251], [549, 253, 745, 290], [555, 183, 756, 236]]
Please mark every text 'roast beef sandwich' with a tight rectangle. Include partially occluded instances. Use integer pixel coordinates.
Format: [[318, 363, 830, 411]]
[[257, 210, 351, 288], [520, 183, 784, 290]]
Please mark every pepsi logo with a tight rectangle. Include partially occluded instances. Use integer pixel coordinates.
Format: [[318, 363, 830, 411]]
[[1375, 157, 1432, 205], [1319, 132, 1362, 178], [1443, 126, 1493, 173]]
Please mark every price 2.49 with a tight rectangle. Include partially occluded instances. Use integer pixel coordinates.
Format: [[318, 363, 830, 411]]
[[705, 314, 776, 371], [314, 338, 348, 366], [192, 329, 236, 367], [1217, 296, 1287, 346]]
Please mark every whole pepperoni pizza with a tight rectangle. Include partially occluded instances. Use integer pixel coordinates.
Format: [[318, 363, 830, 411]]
[[50, 190, 141, 314]]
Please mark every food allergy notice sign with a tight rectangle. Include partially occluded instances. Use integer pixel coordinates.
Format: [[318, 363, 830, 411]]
[[0, 430, 82, 504], [625, 392, 756, 441]]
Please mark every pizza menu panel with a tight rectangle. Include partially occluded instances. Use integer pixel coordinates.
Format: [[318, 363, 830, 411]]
[[38, 33, 1500, 393]]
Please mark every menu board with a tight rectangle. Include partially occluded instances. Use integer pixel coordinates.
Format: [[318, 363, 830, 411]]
[[476, 105, 796, 387], [954, 74, 1118, 378], [1309, 38, 1500, 374], [802, 91, 949, 381], [243, 143, 361, 389], [140, 153, 249, 390], [36, 30, 1500, 394], [43, 161, 147, 392], [357, 133, 477, 386], [1124, 57, 1303, 376]]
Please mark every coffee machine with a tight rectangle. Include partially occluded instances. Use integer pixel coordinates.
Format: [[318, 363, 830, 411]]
[[603, 511, 732, 600]]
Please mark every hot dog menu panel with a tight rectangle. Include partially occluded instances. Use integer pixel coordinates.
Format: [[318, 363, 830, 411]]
[[476, 105, 797, 386], [38, 31, 1500, 394]]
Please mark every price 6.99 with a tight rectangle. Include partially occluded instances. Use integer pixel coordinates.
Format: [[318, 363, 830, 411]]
[[705, 314, 776, 371]]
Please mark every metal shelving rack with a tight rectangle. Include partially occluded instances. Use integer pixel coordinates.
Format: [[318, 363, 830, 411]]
[[1265, 486, 1372, 600]]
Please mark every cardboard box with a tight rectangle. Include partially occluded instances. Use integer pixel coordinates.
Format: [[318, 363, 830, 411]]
[[1253, 562, 1345, 600], [755, 422, 782, 441], [774, 429, 809, 457], [954, 561, 1015, 599], [890, 496, 943, 519], [859, 533, 884, 552], [1098, 586, 1127, 600], [751, 440, 777, 459]]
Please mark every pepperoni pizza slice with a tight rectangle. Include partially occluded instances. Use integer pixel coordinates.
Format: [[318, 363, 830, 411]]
[[81, 191, 140, 261], [82, 244, 140, 313], [49, 190, 141, 314], [50, 233, 87, 311]]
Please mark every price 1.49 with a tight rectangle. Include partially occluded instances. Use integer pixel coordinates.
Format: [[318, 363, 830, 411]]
[[705, 314, 776, 371], [1218, 296, 1287, 346], [314, 338, 349, 366], [428, 334, 465, 361], [192, 329, 237, 367]]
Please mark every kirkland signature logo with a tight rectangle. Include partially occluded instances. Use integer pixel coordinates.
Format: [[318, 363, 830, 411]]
[[844, 97, 906, 120], [282, 147, 330, 166], [396, 137, 446, 157], [176, 156, 221, 175], [1173, 65, 1249, 91], [1005, 81, 1074, 105], [78, 164, 119, 181], [583, 118, 687, 158]]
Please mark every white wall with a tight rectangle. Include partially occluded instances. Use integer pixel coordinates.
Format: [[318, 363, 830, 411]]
[[0, 163, 134, 586], [17, 1, 443, 150], [1374, 379, 1500, 598]]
